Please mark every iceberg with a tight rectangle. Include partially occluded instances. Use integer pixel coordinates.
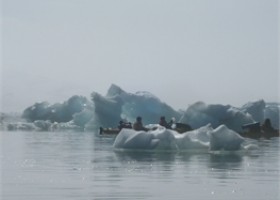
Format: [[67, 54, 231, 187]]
[[88, 84, 181, 130], [179, 102, 255, 133], [107, 84, 181, 125], [4, 83, 278, 133], [22, 95, 92, 124], [209, 125, 244, 151], [113, 128, 160, 150], [113, 124, 245, 152], [241, 100, 265, 123], [90, 91, 123, 130]]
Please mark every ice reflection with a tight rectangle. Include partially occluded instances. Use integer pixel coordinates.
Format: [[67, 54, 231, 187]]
[[208, 154, 243, 170]]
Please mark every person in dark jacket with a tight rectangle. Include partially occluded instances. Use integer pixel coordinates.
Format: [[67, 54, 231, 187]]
[[133, 116, 148, 131], [159, 116, 169, 128]]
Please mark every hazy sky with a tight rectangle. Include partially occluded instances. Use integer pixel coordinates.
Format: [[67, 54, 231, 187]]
[[1, 0, 279, 112]]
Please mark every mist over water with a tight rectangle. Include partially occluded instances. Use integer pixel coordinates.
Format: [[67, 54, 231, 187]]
[[2, 0, 279, 198]]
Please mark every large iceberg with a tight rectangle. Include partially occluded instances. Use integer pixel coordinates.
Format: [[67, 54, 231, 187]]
[[89, 91, 123, 130], [108, 84, 181, 124], [4, 84, 278, 132], [88, 84, 181, 130]]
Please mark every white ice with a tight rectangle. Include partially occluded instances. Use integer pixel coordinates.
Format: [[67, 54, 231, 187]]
[[113, 124, 245, 152]]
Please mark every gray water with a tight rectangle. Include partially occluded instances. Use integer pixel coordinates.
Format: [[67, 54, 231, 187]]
[[1, 131, 279, 200]]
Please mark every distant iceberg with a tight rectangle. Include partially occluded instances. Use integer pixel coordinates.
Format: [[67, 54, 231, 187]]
[[1, 84, 279, 132], [179, 101, 255, 133]]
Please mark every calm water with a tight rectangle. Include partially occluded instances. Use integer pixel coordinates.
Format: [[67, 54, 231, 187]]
[[1, 131, 279, 200]]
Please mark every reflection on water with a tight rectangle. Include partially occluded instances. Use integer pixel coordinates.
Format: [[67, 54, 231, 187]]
[[1, 131, 279, 200], [114, 151, 177, 162], [209, 154, 243, 170]]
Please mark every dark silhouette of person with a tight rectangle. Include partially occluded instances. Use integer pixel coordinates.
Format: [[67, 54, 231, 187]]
[[261, 118, 274, 132], [159, 116, 170, 128], [261, 118, 277, 138], [133, 116, 148, 131], [168, 117, 176, 129]]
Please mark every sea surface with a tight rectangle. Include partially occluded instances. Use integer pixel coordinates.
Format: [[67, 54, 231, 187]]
[[1, 131, 279, 200]]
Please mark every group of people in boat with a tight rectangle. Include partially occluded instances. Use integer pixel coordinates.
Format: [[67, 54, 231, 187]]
[[120, 116, 279, 138], [258, 118, 278, 138], [241, 118, 279, 138], [118, 116, 176, 132], [105, 115, 279, 139]]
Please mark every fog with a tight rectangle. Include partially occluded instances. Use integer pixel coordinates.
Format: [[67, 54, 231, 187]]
[[1, 0, 279, 112]]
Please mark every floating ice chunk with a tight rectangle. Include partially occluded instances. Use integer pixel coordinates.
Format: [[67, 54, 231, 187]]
[[209, 125, 244, 151], [175, 124, 212, 150], [113, 128, 159, 150], [113, 125, 211, 151], [184, 123, 213, 143], [151, 127, 178, 150], [6, 122, 36, 131], [113, 124, 246, 152]]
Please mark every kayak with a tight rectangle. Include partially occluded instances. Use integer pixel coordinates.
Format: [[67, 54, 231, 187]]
[[241, 122, 279, 139], [99, 122, 193, 135], [99, 127, 120, 135]]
